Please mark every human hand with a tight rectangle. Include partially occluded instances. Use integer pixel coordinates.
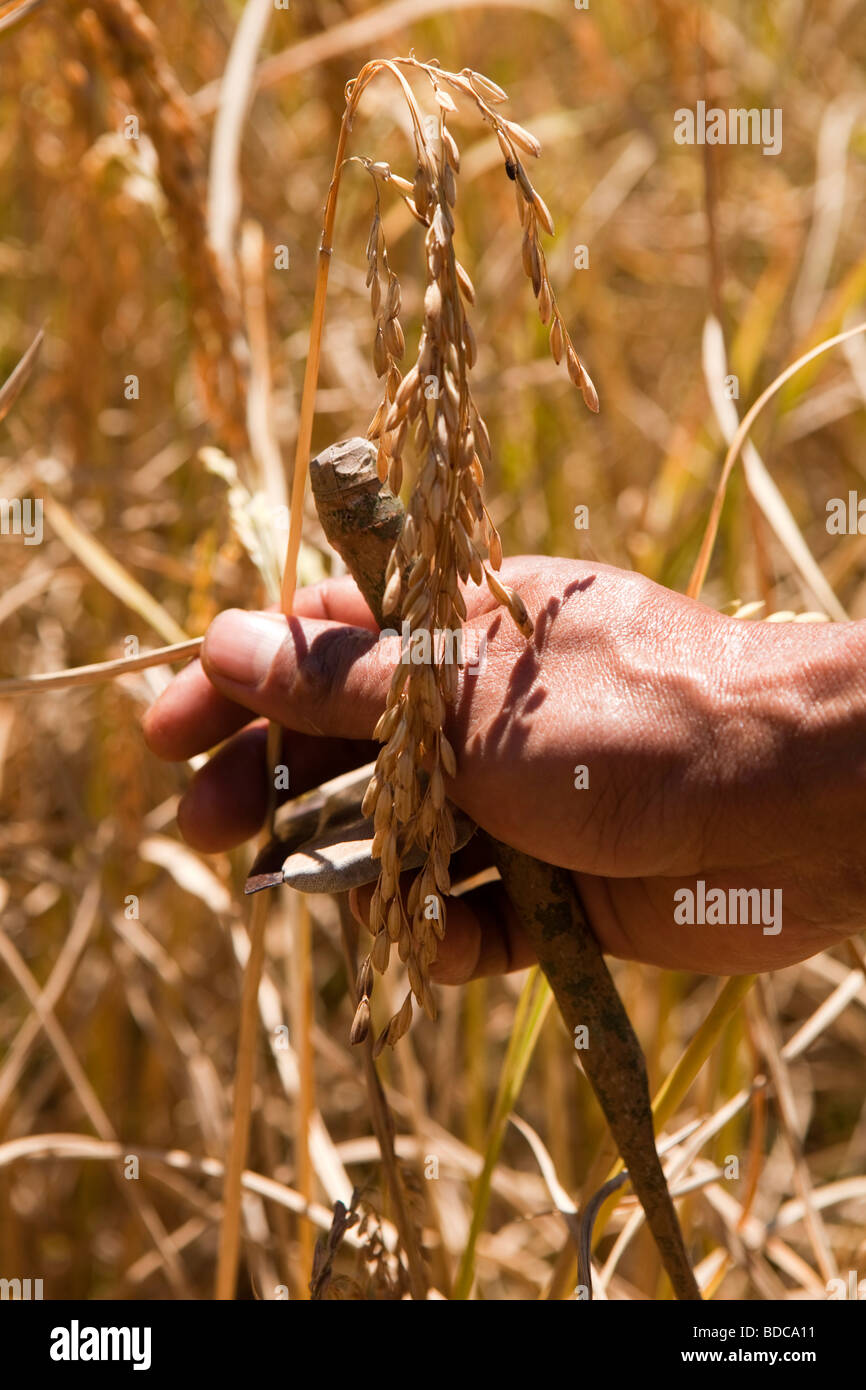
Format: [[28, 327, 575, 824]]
[[143, 556, 866, 979]]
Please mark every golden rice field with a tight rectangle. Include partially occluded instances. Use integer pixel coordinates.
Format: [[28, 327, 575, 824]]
[[1, 0, 865, 1309]]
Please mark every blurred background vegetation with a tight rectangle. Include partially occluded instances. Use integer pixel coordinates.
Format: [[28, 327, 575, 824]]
[[1, 0, 865, 1300]]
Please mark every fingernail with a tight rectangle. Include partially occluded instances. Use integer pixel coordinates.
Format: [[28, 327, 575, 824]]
[[203, 610, 287, 688]]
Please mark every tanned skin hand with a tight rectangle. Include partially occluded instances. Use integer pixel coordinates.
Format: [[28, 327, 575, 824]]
[[142, 557, 866, 981]]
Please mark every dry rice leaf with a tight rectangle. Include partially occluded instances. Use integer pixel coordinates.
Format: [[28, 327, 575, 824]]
[[42, 494, 189, 645], [0, 326, 43, 422], [207, 0, 274, 271], [0, 0, 43, 37], [692, 314, 863, 611], [140, 835, 233, 916]]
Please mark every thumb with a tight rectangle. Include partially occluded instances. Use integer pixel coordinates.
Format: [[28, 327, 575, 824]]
[[201, 608, 395, 739]]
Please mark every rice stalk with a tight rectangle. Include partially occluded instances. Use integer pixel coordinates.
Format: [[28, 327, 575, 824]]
[[213, 888, 271, 1299], [284, 56, 596, 1051], [73, 0, 250, 455], [0, 640, 202, 696], [453, 968, 551, 1299], [0, 921, 192, 1296]]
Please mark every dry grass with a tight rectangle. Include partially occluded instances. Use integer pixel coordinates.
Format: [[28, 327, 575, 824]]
[[1, 0, 866, 1300]]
